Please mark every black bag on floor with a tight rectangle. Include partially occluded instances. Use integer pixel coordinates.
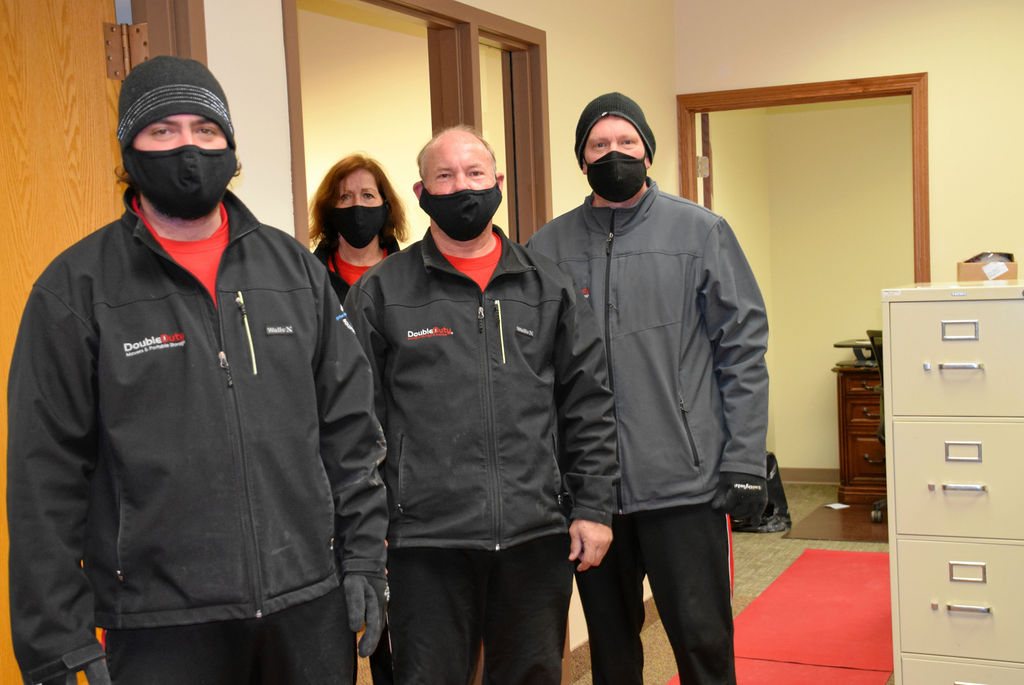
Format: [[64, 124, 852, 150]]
[[730, 452, 791, 533]]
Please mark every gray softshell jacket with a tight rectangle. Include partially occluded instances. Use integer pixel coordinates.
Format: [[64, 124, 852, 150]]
[[529, 181, 769, 513]]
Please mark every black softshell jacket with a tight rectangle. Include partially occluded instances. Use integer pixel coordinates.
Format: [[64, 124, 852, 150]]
[[344, 228, 618, 550], [7, 191, 388, 683]]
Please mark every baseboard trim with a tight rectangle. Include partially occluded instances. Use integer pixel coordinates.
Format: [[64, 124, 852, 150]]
[[779, 467, 838, 484]]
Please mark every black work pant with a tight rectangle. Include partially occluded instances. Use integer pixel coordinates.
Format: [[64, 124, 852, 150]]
[[387, 534, 574, 685], [105, 585, 354, 684], [575, 503, 735, 685]]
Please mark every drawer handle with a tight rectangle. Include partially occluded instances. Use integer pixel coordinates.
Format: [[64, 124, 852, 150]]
[[941, 483, 988, 493], [953, 681, 989, 685], [860, 407, 880, 419], [936, 362, 985, 371], [861, 453, 884, 465], [946, 603, 991, 614], [859, 380, 881, 392]]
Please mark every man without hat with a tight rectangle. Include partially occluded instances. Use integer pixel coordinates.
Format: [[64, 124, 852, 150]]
[[529, 93, 770, 684], [7, 55, 388, 684], [343, 126, 619, 684]]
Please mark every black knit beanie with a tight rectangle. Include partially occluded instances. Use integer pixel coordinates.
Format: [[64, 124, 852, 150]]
[[116, 55, 235, 150], [574, 92, 655, 168]]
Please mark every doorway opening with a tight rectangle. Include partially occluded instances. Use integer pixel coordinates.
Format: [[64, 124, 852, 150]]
[[677, 73, 929, 282], [282, 0, 551, 243]]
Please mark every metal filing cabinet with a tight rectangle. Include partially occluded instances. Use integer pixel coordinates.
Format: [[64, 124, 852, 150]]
[[883, 282, 1024, 684]]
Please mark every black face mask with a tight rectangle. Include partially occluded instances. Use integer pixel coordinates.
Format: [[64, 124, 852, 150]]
[[326, 203, 388, 249], [585, 150, 647, 203], [418, 184, 502, 242], [123, 145, 237, 220]]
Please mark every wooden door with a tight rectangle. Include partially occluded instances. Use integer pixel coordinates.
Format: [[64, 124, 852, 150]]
[[1, 0, 122, 679]]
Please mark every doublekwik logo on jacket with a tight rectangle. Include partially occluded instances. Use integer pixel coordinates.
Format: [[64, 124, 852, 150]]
[[122, 332, 186, 357], [407, 326, 454, 340]]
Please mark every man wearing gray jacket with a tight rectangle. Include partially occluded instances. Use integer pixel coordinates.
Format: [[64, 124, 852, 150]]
[[529, 92, 769, 685]]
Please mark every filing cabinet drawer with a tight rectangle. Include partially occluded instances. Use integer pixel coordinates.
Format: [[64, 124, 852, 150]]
[[896, 539, 1024, 663], [888, 300, 1024, 417], [891, 421, 1022, 539], [902, 656, 1024, 683]]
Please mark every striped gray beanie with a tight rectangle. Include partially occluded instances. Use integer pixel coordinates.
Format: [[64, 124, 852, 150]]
[[117, 55, 235, 150]]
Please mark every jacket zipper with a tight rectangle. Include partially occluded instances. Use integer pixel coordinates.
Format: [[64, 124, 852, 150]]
[[216, 299, 265, 619], [680, 402, 702, 467], [603, 217, 616, 392], [478, 295, 503, 550], [144, 222, 264, 617], [235, 291, 258, 375], [494, 299, 506, 364], [604, 214, 624, 513]]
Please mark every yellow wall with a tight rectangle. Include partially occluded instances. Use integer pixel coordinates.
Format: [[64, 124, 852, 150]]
[[675, 0, 1024, 282], [709, 99, 914, 471], [205, 0, 679, 235], [296, 1, 431, 244]]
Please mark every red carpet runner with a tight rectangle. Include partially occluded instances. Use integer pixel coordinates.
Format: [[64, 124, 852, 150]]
[[668, 548, 892, 684]]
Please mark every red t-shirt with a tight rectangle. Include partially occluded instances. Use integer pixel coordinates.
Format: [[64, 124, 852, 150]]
[[136, 198, 229, 306], [443, 233, 502, 290], [329, 249, 389, 286]]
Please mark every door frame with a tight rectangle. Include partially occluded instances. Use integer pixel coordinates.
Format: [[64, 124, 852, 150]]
[[677, 73, 929, 283], [281, 0, 551, 243]]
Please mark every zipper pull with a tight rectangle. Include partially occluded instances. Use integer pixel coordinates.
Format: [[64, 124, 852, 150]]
[[606, 231, 614, 255], [218, 350, 234, 387], [494, 300, 506, 364], [235, 291, 258, 375], [478, 305, 485, 333]]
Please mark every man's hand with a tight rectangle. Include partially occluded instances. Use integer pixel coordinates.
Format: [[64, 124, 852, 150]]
[[710, 471, 768, 522], [568, 519, 613, 572], [343, 574, 388, 658]]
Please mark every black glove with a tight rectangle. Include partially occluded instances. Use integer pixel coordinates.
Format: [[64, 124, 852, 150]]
[[710, 471, 768, 523], [343, 573, 388, 658]]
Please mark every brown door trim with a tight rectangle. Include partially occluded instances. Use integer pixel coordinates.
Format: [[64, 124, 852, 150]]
[[677, 73, 930, 282], [282, 0, 551, 243], [131, 0, 207, 63]]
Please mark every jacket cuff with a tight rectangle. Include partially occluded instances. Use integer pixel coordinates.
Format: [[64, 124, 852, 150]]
[[571, 505, 613, 527], [26, 642, 106, 685]]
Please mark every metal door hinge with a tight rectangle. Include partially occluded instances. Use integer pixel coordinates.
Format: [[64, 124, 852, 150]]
[[696, 155, 710, 179], [103, 23, 150, 80]]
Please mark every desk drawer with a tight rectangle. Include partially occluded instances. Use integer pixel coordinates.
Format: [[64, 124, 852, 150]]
[[891, 421, 1023, 539], [896, 539, 1024, 663], [848, 396, 882, 425], [888, 300, 1024, 417], [902, 655, 1024, 684]]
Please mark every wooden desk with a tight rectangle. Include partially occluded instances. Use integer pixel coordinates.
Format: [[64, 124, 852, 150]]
[[832, 365, 886, 503]]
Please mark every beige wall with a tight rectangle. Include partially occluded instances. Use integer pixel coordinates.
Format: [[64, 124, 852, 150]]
[[296, 1, 431, 244], [675, 0, 1024, 283], [206, 0, 679, 236], [204, 0, 294, 233], [708, 99, 914, 471]]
